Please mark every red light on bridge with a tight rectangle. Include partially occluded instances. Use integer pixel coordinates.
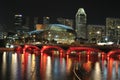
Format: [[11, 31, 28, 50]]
[[86, 50, 91, 55], [118, 55, 120, 60]]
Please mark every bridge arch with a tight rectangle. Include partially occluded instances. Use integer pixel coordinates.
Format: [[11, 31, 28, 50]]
[[40, 45, 65, 55], [66, 46, 105, 56], [15, 45, 23, 51], [107, 49, 120, 58], [23, 44, 40, 53]]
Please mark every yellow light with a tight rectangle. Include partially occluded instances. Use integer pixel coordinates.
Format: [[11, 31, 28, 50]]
[[96, 31, 101, 34], [117, 26, 120, 28]]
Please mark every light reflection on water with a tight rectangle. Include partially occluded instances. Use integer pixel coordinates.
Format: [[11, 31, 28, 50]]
[[75, 56, 120, 80], [0, 51, 120, 80], [0, 51, 75, 80]]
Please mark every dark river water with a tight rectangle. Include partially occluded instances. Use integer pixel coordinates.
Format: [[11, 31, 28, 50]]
[[0, 50, 120, 80]]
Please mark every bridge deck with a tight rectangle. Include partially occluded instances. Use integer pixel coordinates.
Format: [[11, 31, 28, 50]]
[[17, 43, 120, 53]]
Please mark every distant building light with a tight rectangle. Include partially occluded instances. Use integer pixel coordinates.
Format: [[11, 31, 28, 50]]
[[46, 17, 50, 19], [117, 26, 120, 28], [96, 31, 101, 34], [15, 14, 22, 17], [97, 41, 114, 45], [105, 37, 108, 41]]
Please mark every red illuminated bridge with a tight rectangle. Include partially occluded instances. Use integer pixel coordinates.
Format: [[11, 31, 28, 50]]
[[14, 44, 120, 58]]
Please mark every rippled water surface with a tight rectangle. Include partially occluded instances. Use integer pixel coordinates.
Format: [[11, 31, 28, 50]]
[[0, 51, 120, 80]]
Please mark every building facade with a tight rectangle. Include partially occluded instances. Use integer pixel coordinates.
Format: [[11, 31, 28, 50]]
[[43, 17, 50, 24], [75, 8, 87, 40], [106, 18, 120, 43], [87, 25, 105, 43], [14, 14, 23, 31], [27, 24, 76, 44]]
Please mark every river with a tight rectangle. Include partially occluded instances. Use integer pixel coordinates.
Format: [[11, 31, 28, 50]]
[[0, 50, 120, 80]]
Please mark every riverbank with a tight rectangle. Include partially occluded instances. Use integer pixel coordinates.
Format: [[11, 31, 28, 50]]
[[0, 47, 15, 51]]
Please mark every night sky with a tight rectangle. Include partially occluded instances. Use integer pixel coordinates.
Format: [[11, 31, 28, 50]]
[[0, 0, 120, 25]]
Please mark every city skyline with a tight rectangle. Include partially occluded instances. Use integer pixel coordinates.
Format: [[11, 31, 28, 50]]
[[0, 0, 120, 25]]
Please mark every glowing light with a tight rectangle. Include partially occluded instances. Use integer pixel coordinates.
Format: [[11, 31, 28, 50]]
[[97, 41, 114, 45], [11, 53, 17, 79], [117, 26, 120, 28], [2, 52, 7, 77], [83, 61, 91, 72], [46, 56, 52, 79], [93, 62, 102, 80], [66, 57, 72, 73], [96, 31, 101, 34]]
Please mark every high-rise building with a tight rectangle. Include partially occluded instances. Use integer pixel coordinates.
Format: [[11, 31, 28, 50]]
[[14, 14, 23, 31], [75, 8, 87, 40], [22, 16, 30, 31], [25, 17, 30, 27], [87, 25, 105, 43], [43, 17, 50, 29], [106, 18, 120, 43], [34, 17, 39, 29], [43, 17, 50, 24]]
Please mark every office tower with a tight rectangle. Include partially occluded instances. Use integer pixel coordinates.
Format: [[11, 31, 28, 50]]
[[34, 17, 39, 29], [43, 17, 50, 29], [14, 14, 23, 31], [87, 25, 105, 43], [75, 8, 87, 40], [43, 17, 50, 24], [25, 17, 30, 27], [106, 18, 120, 43], [22, 16, 30, 31]]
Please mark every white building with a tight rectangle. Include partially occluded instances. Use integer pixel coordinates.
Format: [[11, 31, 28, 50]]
[[75, 8, 87, 40]]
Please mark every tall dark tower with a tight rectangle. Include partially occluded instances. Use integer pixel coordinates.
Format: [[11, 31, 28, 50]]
[[75, 8, 87, 40], [34, 17, 39, 30], [14, 14, 23, 32], [43, 17, 50, 29], [43, 17, 50, 24]]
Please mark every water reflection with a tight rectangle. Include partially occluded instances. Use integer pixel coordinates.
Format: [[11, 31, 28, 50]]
[[0, 50, 120, 80], [75, 56, 120, 80], [0, 51, 76, 80]]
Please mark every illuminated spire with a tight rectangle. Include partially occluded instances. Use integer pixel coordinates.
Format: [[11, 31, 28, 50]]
[[76, 8, 86, 16]]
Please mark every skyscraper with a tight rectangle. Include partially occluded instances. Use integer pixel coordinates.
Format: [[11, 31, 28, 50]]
[[106, 18, 120, 43], [14, 14, 23, 31], [43, 17, 50, 24], [87, 25, 105, 43], [43, 17, 50, 29], [75, 8, 87, 40], [34, 17, 39, 29]]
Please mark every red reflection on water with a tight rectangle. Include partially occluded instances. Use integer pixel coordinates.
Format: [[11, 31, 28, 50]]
[[40, 53, 49, 80], [22, 52, 29, 80], [107, 58, 113, 80], [2, 50, 120, 80], [82, 61, 91, 73]]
